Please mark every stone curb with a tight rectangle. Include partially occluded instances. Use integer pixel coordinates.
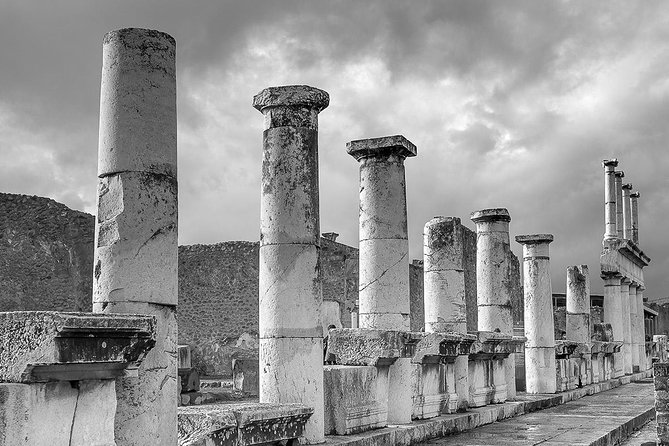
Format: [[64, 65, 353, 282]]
[[323, 369, 653, 445]]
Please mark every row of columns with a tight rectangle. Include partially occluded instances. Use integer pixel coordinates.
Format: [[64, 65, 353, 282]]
[[603, 159, 641, 245]]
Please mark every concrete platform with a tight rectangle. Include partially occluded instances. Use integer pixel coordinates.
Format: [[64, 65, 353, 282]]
[[323, 370, 653, 446]]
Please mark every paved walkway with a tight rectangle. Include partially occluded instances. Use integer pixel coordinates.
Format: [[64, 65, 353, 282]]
[[418, 380, 655, 446], [620, 419, 657, 446]]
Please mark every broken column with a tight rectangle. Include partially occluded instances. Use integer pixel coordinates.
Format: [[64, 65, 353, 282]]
[[566, 265, 592, 385], [516, 234, 556, 394], [253, 85, 329, 443], [603, 159, 619, 240], [615, 171, 625, 239], [631, 191, 640, 245], [471, 208, 516, 399], [621, 278, 633, 375], [347, 135, 416, 424], [93, 28, 177, 446], [423, 216, 469, 411], [622, 183, 633, 240], [603, 275, 625, 377]]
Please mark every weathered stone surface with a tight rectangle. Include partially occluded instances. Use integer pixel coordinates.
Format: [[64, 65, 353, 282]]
[[0, 311, 155, 383], [93, 171, 178, 306], [347, 135, 417, 161], [326, 328, 420, 366], [253, 85, 329, 113], [98, 28, 177, 178], [232, 358, 258, 395], [566, 265, 591, 346], [656, 362, 669, 444], [602, 275, 625, 377], [621, 280, 633, 375], [324, 365, 385, 435], [411, 362, 449, 419], [602, 159, 619, 240]]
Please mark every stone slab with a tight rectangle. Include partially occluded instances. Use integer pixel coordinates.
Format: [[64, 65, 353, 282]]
[[326, 328, 421, 366], [0, 311, 155, 383]]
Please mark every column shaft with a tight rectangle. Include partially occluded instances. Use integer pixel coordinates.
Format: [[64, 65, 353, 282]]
[[93, 28, 177, 446], [631, 192, 640, 245], [566, 265, 590, 345], [603, 276, 624, 377], [603, 160, 618, 241], [254, 85, 329, 443], [622, 184, 633, 240], [630, 285, 640, 372], [615, 172, 625, 239], [621, 280, 633, 375], [638, 288, 647, 369], [517, 234, 556, 394]]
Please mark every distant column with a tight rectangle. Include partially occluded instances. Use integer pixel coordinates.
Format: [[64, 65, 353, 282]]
[[631, 192, 640, 245], [638, 286, 647, 369], [603, 159, 618, 241], [622, 183, 633, 240], [621, 278, 633, 375], [603, 275, 624, 377], [423, 216, 469, 410], [348, 135, 416, 425], [93, 28, 178, 446], [516, 234, 556, 394], [253, 85, 329, 443], [471, 208, 516, 398], [630, 284, 640, 372], [566, 265, 590, 345], [615, 171, 625, 239]]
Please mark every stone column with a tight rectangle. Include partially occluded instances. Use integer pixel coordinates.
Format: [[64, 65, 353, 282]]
[[471, 208, 516, 398], [631, 191, 640, 245], [348, 135, 416, 424], [638, 286, 647, 369], [621, 278, 633, 375], [603, 275, 624, 377], [253, 85, 329, 443], [630, 284, 640, 372], [622, 183, 633, 240], [516, 234, 556, 394], [566, 265, 590, 344], [93, 28, 177, 446], [615, 171, 625, 239], [603, 159, 618, 241], [423, 216, 468, 410]]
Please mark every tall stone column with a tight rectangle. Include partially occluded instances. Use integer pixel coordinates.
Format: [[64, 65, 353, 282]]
[[630, 284, 640, 372], [516, 234, 556, 394], [621, 278, 633, 375], [253, 85, 329, 443], [348, 135, 416, 424], [638, 286, 647, 369], [622, 183, 633, 240], [603, 159, 618, 241], [603, 275, 624, 377], [566, 265, 590, 345], [423, 216, 468, 409], [615, 171, 625, 239], [471, 208, 516, 398], [93, 28, 178, 446], [631, 191, 640, 245]]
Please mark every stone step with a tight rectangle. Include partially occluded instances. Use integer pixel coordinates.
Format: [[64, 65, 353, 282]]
[[322, 369, 653, 446]]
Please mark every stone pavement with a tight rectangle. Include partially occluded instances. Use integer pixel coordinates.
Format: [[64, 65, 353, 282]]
[[420, 380, 655, 446], [620, 419, 657, 446]]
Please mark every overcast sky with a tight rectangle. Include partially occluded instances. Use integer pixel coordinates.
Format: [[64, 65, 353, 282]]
[[1, 1, 667, 296]]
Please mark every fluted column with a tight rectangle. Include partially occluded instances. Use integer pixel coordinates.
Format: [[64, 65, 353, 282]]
[[254, 85, 329, 443], [622, 183, 633, 240], [348, 135, 416, 425], [93, 28, 178, 446], [516, 234, 556, 394], [631, 192, 640, 245], [603, 159, 618, 241], [471, 208, 516, 398], [603, 275, 624, 377], [615, 171, 625, 239]]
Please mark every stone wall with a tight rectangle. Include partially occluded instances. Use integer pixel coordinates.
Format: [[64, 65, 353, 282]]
[[0, 193, 94, 313]]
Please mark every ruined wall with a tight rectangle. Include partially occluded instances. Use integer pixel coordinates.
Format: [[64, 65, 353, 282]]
[[0, 193, 94, 313]]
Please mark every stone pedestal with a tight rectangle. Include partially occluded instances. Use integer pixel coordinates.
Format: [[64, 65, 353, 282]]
[[603, 275, 625, 377], [517, 234, 556, 394], [94, 27, 177, 446], [347, 135, 417, 425], [471, 208, 516, 399], [467, 332, 520, 407], [253, 85, 329, 444]]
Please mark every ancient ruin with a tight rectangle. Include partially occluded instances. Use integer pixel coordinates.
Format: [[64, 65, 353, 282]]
[[0, 26, 665, 446]]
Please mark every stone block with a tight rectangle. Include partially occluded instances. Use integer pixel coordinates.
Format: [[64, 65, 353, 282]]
[[323, 365, 385, 435], [93, 171, 178, 306], [0, 311, 155, 383], [178, 345, 192, 369], [232, 358, 259, 395], [411, 363, 449, 420], [326, 328, 420, 366], [258, 243, 322, 338]]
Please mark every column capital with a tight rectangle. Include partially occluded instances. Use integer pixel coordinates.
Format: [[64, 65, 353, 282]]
[[631, 191, 640, 198], [615, 171, 625, 178], [622, 183, 633, 191], [621, 277, 632, 285], [346, 135, 417, 161], [515, 234, 554, 245], [603, 159, 619, 168], [253, 85, 329, 112], [470, 208, 511, 223]]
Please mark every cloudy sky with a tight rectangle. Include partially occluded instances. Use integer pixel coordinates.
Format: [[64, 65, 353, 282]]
[[1, 1, 668, 296]]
